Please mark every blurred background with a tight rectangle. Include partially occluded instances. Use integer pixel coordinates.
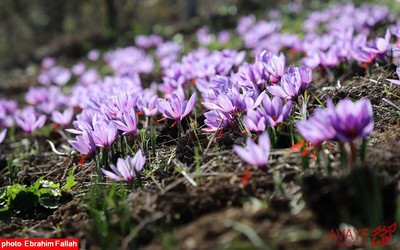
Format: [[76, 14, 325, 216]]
[[1, 0, 379, 71]]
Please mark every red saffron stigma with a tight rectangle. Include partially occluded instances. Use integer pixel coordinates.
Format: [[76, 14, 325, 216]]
[[290, 139, 305, 152], [241, 168, 252, 186], [157, 117, 167, 123], [216, 129, 223, 139], [78, 155, 86, 169], [301, 145, 313, 157]]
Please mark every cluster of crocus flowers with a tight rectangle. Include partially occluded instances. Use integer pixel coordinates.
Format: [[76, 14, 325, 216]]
[[233, 132, 271, 168], [244, 93, 292, 133], [101, 150, 145, 183]]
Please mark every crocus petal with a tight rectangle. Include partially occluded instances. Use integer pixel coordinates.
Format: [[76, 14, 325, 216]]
[[0, 129, 7, 144], [101, 168, 123, 181], [182, 92, 197, 118], [233, 145, 255, 166], [267, 85, 288, 99]]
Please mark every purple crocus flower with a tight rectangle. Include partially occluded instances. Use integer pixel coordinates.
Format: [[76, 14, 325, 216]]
[[101, 150, 145, 182], [157, 92, 196, 123], [196, 27, 213, 46], [15, 107, 46, 133], [260, 95, 292, 127], [135, 34, 162, 49], [68, 130, 96, 155], [41, 57, 56, 70], [265, 53, 286, 84], [72, 62, 86, 76], [87, 49, 100, 61], [243, 109, 267, 133], [233, 132, 271, 168], [102, 92, 138, 119], [296, 97, 374, 144], [92, 121, 118, 148], [203, 110, 230, 132], [51, 108, 74, 126], [113, 110, 138, 136], [330, 98, 374, 142], [318, 49, 340, 67], [0, 129, 7, 144], [137, 95, 158, 117], [296, 101, 336, 145], [267, 66, 312, 101], [217, 31, 231, 44], [48, 66, 72, 86], [66, 109, 99, 135]]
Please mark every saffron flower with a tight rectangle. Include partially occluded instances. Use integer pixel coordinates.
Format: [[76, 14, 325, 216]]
[[51, 108, 74, 126], [113, 109, 138, 136], [101, 150, 145, 182], [243, 109, 267, 133], [157, 92, 196, 123], [259, 95, 292, 127], [330, 98, 374, 142], [68, 130, 96, 156], [296, 103, 336, 145], [265, 53, 286, 84], [203, 110, 230, 132], [0, 129, 7, 144], [267, 66, 312, 101], [92, 121, 118, 148], [15, 107, 46, 133], [138, 95, 158, 117], [233, 132, 271, 168], [87, 49, 100, 61], [296, 97, 374, 144]]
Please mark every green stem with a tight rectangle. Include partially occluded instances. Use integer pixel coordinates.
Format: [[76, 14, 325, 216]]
[[339, 142, 348, 170], [120, 136, 125, 157], [178, 121, 185, 138], [360, 139, 367, 163], [349, 140, 356, 167]]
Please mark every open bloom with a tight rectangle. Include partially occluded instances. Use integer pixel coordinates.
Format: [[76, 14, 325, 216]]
[[243, 109, 267, 133], [157, 92, 196, 123], [137, 95, 158, 117], [0, 129, 7, 144], [259, 95, 292, 127], [68, 130, 96, 155], [296, 97, 374, 144], [15, 107, 46, 133], [267, 66, 312, 101], [233, 132, 271, 168], [51, 108, 74, 126], [101, 150, 145, 182], [113, 109, 138, 136], [92, 121, 118, 148], [330, 98, 374, 142], [265, 53, 286, 84], [296, 104, 336, 145]]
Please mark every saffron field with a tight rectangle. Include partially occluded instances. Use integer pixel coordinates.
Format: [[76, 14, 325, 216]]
[[0, 1, 400, 249]]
